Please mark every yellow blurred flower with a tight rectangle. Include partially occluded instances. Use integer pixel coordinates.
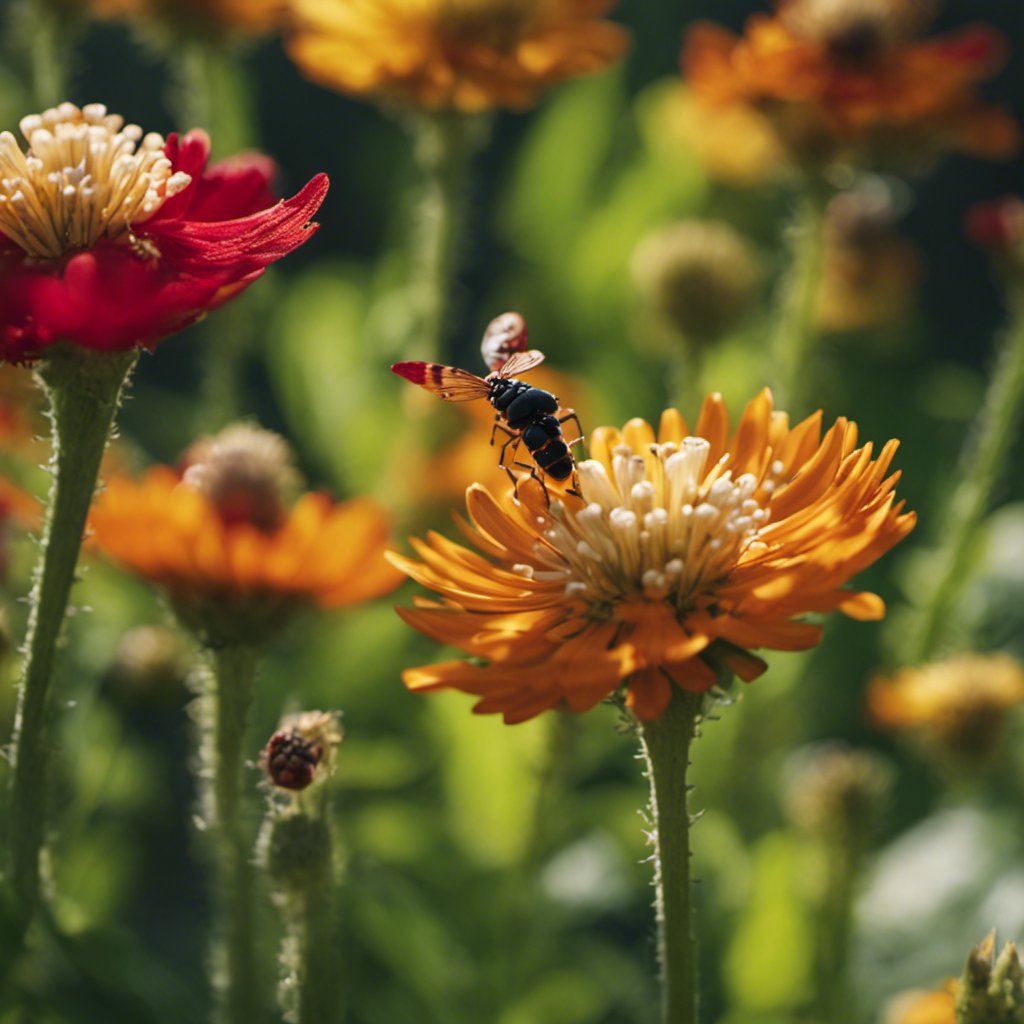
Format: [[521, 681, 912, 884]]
[[286, 0, 629, 111], [868, 652, 1024, 763], [391, 390, 915, 722], [682, 0, 1020, 169], [89, 424, 403, 642], [881, 983, 956, 1024]]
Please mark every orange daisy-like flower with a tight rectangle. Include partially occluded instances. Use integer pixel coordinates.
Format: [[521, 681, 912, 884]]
[[391, 389, 915, 722], [286, 0, 628, 111], [881, 984, 956, 1024], [682, 0, 1020, 167], [867, 652, 1024, 762], [89, 425, 403, 642]]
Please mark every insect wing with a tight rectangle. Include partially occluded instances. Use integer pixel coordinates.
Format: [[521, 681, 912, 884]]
[[496, 349, 545, 378], [391, 361, 490, 402]]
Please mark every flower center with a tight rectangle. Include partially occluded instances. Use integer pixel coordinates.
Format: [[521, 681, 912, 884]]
[[436, 0, 541, 49], [521, 438, 777, 609], [781, 0, 930, 68], [0, 103, 192, 261]]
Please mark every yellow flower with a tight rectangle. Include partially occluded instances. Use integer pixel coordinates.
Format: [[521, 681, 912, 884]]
[[881, 984, 956, 1024], [391, 390, 915, 722], [682, 0, 1020, 168], [286, 0, 629, 111], [89, 424, 403, 642], [868, 652, 1024, 762]]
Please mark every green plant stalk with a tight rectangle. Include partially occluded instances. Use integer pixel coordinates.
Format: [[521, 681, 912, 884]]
[[813, 837, 858, 1024], [913, 285, 1024, 661], [11, 0, 74, 110], [287, 793, 338, 1024], [639, 689, 704, 1024], [769, 182, 831, 417], [9, 346, 137, 922], [170, 36, 261, 431], [203, 643, 262, 1024], [405, 111, 489, 362]]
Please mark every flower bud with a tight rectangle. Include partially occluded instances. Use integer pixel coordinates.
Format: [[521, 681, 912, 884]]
[[956, 932, 1024, 1024], [783, 741, 891, 848], [109, 624, 190, 698], [260, 711, 343, 792], [181, 422, 299, 533], [632, 221, 759, 347]]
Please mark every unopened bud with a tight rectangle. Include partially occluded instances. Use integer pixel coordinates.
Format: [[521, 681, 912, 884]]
[[181, 422, 299, 533], [632, 220, 759, 347], [783, 741, 891, 847], [956, 931, 1024, 1024], [261, 711, 343, 791]]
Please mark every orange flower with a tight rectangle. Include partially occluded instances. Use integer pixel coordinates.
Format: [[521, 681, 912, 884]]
[[286, 0, 629, 111], [391, 390, 915, 722], [89, 425, 403, 642], [868, 652, 1024, 762], [682, 0, 1020, 167], [64, 0, 286, 34], [881, 983, 956, 1024]]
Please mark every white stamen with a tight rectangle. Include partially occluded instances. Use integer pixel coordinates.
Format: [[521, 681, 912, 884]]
[[0, 103, 192, 260]]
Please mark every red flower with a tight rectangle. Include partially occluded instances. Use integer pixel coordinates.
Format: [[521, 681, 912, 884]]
[[0, 103, 328, 363]]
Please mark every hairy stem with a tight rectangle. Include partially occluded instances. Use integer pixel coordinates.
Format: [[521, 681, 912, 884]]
[[912, 287, 1024, 660], [201, 643, 262, 1024], [404, 110, 489, 362], [769, 182, 831, 417], [9, 346, 137, 923], [639, 689, 704, 1024]]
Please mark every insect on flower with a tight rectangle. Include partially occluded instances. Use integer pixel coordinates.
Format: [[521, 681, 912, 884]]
[[392, 347, 583, 500]]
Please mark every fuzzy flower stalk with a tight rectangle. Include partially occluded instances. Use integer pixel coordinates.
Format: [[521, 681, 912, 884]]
[[258, 711, 343, 1024], [0, 103, 326, 929], [390, 389, 915, 1023], [90, 423, 401, 1024]]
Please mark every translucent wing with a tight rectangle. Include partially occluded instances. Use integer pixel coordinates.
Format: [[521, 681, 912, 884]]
[[391, 361, 490, 402], [496, 349, 545, 378]]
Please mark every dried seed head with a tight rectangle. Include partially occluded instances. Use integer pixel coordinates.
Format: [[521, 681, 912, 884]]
[[632, 220, 759, 347], [181, 423, 300, 533]]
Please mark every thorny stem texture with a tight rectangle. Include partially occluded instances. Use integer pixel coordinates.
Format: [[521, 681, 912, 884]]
[[639, 688, 704, 1024], [203, 643, 262, 1024], [405, 110, 489, 363], [912, 285, 1024, 662], [9, 346, 136, 923], [769, 181, 831, 418]]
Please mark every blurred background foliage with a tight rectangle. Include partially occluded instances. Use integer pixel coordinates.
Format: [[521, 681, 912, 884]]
[[1, 1, 1024, 1022]]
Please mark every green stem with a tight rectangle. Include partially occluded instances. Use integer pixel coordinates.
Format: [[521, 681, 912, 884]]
[[10, 0, 74, 110], [169, 37, 261, 432], [638, 689, 704, 1024], [203, 643, 262, 1024], [769, 182, 832, 417], [404, 111, 489, 362], [813, 838, 857, 1024], [9, 346, 137, 923], [911, 286, 1024, 662]]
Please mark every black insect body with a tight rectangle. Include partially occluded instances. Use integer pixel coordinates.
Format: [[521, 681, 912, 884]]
[[488, 378, 578, 486], [391, 348, 583, 500]]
